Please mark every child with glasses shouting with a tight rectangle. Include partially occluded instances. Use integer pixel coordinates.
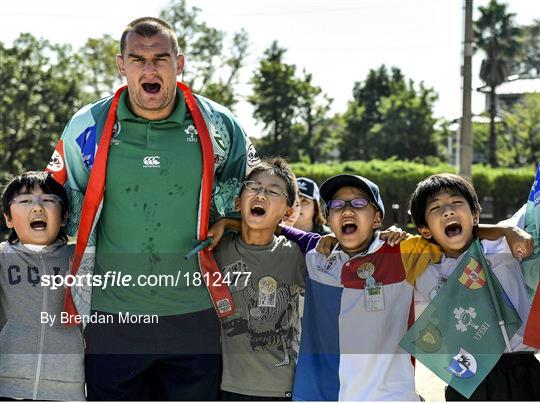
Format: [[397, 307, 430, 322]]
[[283, 174, 531, 401], [1, 171, 85, 401], [206, 158, 306, 400], [276, 174, 443, 401], [207, 166, 408, 400]]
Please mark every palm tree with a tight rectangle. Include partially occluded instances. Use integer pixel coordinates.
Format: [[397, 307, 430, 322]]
[[474, 0, 521, 167]]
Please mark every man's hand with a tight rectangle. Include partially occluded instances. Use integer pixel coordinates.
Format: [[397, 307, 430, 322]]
[[504, 226, 534, 261], [380, 225, 410, 246], [316, 234, 338, 257], [207, 218, 241, 250]]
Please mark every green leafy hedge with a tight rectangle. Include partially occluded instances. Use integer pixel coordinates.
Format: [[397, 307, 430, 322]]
[[291, 159, 535, 226]]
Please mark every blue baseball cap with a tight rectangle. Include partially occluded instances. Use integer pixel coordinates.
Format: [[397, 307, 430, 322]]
[[297, 177, 320, 201], [319, 174, 385, 218]]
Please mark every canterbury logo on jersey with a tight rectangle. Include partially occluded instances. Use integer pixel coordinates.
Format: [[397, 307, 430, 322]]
[[143, 156, 160, 168]]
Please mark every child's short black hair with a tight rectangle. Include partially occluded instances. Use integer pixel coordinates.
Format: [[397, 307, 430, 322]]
[[242, 157, 298, 207], [409, 173, 481, 229], [1, 171, 69, 244]]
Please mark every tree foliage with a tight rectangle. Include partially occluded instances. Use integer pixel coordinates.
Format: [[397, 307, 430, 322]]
[[3, 0, 538, 193], [249, 42, 333, 162], [1, 1, 252, 186], [249, 42, 299, 146], [79, 34, 121, 99], [0, 34, 86, 180], [474, 0, 522, 167], [160, 0, 249, 109], [291, 159, 535, 226], [511, 19, 540, 77], [340, 65, 440, 162], [503, 93, 540, 166]]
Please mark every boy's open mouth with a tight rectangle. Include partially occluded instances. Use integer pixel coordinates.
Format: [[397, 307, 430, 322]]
[[342, 221, 358, 235], [250, 203, 266, 216], [30, 219, 47, 230], [444, 222, 462, 237], [142, 83, 161, 94]]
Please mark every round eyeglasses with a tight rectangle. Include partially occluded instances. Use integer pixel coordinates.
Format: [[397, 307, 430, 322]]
[[242, 180, 289, 203], [326, 197, 377, 211], [9, 194, 63, 208]]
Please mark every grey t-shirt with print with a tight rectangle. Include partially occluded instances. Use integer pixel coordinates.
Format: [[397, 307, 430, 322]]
[[213, 232, 306, 397]]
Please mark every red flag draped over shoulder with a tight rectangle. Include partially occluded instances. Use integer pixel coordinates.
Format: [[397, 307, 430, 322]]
[[179, 82, 235, 317]]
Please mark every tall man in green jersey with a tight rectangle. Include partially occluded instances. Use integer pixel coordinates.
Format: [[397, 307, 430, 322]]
[[46, 17, 259, 400]]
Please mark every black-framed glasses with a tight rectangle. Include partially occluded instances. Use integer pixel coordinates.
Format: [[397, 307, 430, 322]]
[[9, 194, 63, 208], [326, 197, 376, 211], [242, 180, 289, 202]]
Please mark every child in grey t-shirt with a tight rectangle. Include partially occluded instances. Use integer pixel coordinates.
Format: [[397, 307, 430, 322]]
[[209, 158, 306, 400]]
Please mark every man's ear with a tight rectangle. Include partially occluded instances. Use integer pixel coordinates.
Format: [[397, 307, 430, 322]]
[[176, 53, 185, 76], [116, 54, 126, 76], [3, 213, 14, 229], [234, 197, 241, 212], [372, 211, 383, 229], [418, 226, 432, 239]]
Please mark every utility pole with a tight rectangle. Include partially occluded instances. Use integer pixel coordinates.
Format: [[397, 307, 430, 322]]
[[459, 0, 473, 182]]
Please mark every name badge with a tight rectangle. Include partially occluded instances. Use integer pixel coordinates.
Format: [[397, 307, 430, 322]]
[[258, 276, 277, 308], [365, 282, 385, 311]]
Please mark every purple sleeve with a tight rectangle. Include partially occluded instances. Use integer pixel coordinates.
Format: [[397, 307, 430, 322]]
[[280, 226, 321, 255]]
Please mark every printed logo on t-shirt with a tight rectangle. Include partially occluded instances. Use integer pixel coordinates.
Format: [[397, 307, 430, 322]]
[[258, 276, 278, 308], [221, 259, 249, 293], [317, 255, 337, 273], [143, 156, 160, 168], [221, 274, 300, 367], [185, 124, 198, 143], [110, 121, 122, 145]]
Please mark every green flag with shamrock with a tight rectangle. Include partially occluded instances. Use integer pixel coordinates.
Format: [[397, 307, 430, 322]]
[[400, 239, 522, 398]]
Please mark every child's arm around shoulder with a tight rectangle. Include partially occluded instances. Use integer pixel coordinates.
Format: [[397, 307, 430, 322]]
[[400, 236, 443, 285], [277, 224, 321, 255], [477, 223, 533, 261], [207, 218, 241, 251], [316, 225, 410, 256]]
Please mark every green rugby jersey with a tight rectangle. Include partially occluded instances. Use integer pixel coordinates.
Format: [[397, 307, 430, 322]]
[[92, 90, 211, 315]]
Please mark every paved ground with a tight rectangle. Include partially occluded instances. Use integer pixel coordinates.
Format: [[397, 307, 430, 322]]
[[415, 360, 446, 401]]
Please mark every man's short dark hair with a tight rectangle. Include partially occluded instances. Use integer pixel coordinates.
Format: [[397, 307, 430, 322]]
[[409, 173, 481, 229], [1, 171, 69, 244], [243, 158, 298, 207], [120, 17, 180, 56]]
